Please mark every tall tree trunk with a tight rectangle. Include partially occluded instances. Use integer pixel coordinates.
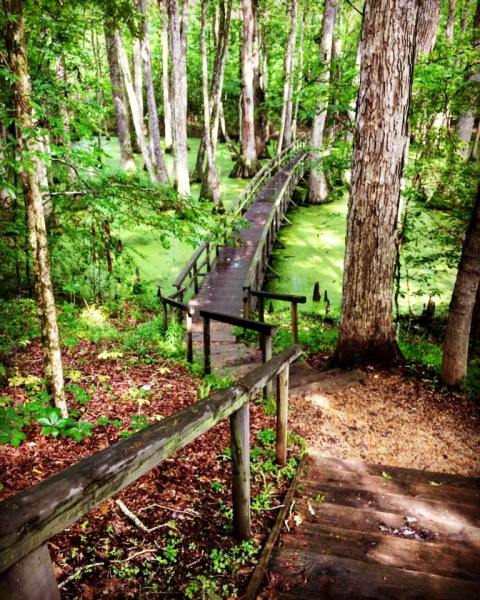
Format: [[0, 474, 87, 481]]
[[138, 0, 169, 182], [219, 101, 239, 159], [192, 0, 233, 182], [199, 0, 221, 204], [5, 0, 68, 416], [292, 5, 305, 142], [471, 284, 480, 341], [115, 28, 157, 182], [335, 0, 420, 367], [230, 0, 260, 177], [441, 185, 480, 386], [277, 0, 298, 155], [456, 0, 479, 159], [446, 0, 456, 43], [252, 0, 269, 158], [416, 0, 440, 57], [104, 21, 136, 172], [132, 37, 144, 124], [167, 0, 190, 195], [308, 0, 338, 204], [158, 0, 173, 153]]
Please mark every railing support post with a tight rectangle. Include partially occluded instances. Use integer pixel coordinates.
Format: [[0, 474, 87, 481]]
[[161, 299, 168, 331], [258, 296, 265, 322], [230, 403, 251, 540], [276, 366, 289, 466], [193, 261, 199, 294], [261, 332, 272, 400], [206, 242, 211, 270], [243, 290, 251, 320], [291, 301, 299, 344], [186, 310, 193, 364], [203, 316, 211, 375], [0, 544, 60, 600]]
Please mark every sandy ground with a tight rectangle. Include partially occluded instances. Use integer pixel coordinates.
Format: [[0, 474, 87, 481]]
[[289, 366, 480, 477]]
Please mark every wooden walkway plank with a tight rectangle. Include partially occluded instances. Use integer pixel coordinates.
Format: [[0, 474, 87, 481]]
[[261, 454, 480, 599]]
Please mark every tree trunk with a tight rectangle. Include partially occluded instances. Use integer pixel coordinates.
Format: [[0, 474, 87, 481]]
[[441, 185, 480, 386], [219, 101, 239, 159], [335, 0, 420, 368], [472, 119, 480, 159], [252, 0, 269, 159], [158, 0, 173, 153], [199, 0, 221, 204], [277, 0, 298, 155], [192, 0, 233, 182], [115, 28, 157, 182], [104, 21, 136, 172], [308, 0, 338, 204], [167, 0, 190, 195], [132, 37, 144, 124], [446, 0, 456, 43], [416, 0, 440, 57], [471, 284, 480, 341], [230, 0, 260, 178], [292, 6, 305, 141], [138, 0, 169, 182], [5, 0, 68, 417]]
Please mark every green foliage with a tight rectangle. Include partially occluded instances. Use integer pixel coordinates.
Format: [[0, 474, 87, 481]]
[[0, 299, 40, 355]]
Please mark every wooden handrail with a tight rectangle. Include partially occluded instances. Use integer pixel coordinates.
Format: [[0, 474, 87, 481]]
[[243, 154, 306, 298], [173, 141, 307, 297], [0, 346, 302, 580], [249, 289, 307, 344], [198, 309, 276, 335], [249, 289, 307, 304]]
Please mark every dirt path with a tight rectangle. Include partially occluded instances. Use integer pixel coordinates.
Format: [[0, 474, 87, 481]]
[[289, 365, 480, 476]]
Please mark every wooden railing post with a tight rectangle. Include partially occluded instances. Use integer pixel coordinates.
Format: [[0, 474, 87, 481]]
[[186, 310, 193, 364], [203, 316, 211, 375], [230, 403, 251, 540], [276, 366, 289, 466], [291, 301, 299, 344], [258, 295, 265, 322], [206, 242, 211, 270], [0, 544, 60, 600], [243, 290, 251, 320], [161, 299, 168, 331], [193, 261, 199, 294], [261, 332, 272, 400]]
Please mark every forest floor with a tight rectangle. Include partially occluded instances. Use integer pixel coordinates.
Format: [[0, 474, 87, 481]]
[[292, 353, 480, 477], [0, 306, 302, 599]]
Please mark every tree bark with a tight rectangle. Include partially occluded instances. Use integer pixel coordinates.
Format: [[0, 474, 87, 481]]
[[277, 0, 298, 155], [292, 6, 305, 141], [115, 28, 157, 182], [335, 0, 420, 368], [252, 0, 269, 158], [446, 0, 456, 43], [441, 185, 480, 386], [230, 0, 260, 177], [308, 0, 338, 204], [192, 0, 233, 182], [167, 0, 190, 195], [471, 284, 480, 341], [104, 21, 136, 172], [157, 0, 173, 153], [199, 0, 221, 204], [132, 36, 144, 124], [5, 0, 68, 417], [416, 0, 440, 57], [138, 0, 169, 182]]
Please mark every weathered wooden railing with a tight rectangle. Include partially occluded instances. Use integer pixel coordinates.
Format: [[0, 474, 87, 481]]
[[249, 289, 307, 343], [242, 151, 307, 313], [159, 294, 194, 363], [199, 308, 277, 378], [173, 140, 306, 302], [0, 346, 302, 600]]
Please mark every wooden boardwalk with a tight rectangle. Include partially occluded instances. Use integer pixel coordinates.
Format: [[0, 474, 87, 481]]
[[189, 151, 306, 375], [261, 454, 480, 599]]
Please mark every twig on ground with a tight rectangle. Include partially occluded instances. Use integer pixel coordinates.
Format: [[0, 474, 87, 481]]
[[111, 548, 157, 564], [115, 499, 151, 532], [58, 562, 104, 589], [138, 502, 200, 518]]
